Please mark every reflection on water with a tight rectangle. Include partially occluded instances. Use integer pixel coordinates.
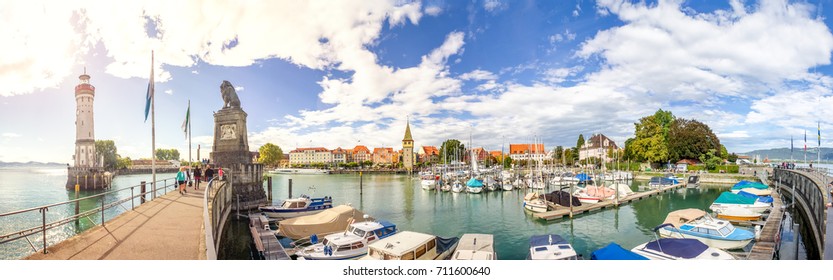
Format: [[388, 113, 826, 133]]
[[221, 174, 771, 260]]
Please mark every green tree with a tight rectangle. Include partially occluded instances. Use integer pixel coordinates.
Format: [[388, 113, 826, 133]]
[[116, 156, 132, 169], [563, 148, 574, 166], [720, 145, 729, 159], [631, 109, 674, 163], [571, 147, 580, 163], [553, 146, 564, 162], [728, 153, 739, 163], [258, 143, 283, 167], [502, 156, 513, 169], [699, 149, 723, 170], [94, 140, 119, 170], [576, 134, 585, 149], [439, 139, 465, 163], [667, 118, 721, 162], [155, 149, 180, 161]]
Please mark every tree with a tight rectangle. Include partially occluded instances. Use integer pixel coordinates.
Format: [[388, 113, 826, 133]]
[[576, 134, 585, 149], [563, 148, 574, 166], [502, 156, 513, 169], [667, 118, 721, 162], [728, 153, 739, 163], [258, 143, 283, 167], [116, 156, 132, 169], [553, 146, 564, 162], [95, 140, 119, 170], [699, 149, 723, 170], [155, 149, 180, 161], [439, 139, 465, 164], [631, 109, 674, 163], [720, 145, 729, 160]]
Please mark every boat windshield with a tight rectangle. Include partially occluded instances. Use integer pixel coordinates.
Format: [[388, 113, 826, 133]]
[[718, 224, 734, 236], [352, 227, 367, 237], [280, 201, 293, 208]]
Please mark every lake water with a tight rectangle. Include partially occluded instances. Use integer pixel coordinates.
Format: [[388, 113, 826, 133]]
[[0, 167, 175, 260], [219, 173, 788, 260]]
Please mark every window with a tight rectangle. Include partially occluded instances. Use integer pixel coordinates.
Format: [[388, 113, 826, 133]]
[[401, 251, 415, 260], [708, 229, 719, 235], [427, 239, 436, 251], [718, 226, 731, 236], [415, 245, 426, 258]]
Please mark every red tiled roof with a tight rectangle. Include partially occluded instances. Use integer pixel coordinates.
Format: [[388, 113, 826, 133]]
[[352, 145, 370, 153], [676, 159, 700, 165], [290, 147, 329, 153], [509, 144, 545, 154], [489, 151, 502, 158], [373, 147, 393, 154], [422, 146, 439, 155]]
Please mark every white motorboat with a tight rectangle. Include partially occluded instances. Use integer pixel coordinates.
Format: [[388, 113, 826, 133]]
[[709, 192, 771, 214], [420, 174, 437, 190], [360, 231, 460, 260], [258, 194, 333, 219], [451, 181, 464, 193], [295, 220, 398, 260], [268, 168, 330, 175], [526, 234, 579, 260], [657, 209, 755, 250], [523, 192, 548, 213], [451, 234, 496, 260], [631, 224, 735, 260]]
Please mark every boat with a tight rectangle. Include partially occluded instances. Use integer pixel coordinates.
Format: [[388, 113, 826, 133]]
[[709, 191, 771, 214], [526, 234, 580, 260], [484, 177, 498, 192], [543, 190, 581, 207], [664, 173, 681, 181], [451, 180, 464, 193], [451, 233, 496, 260], [295, 220, 398, 260], [466, 177, 483, 193], [523, 192, 549, 213], [687, 175, 700, 188], [648, 176, 678, 188], [730, 180, 772, 196], [575, 173, 592, 184], [612, 171, 633, 181], [360, 231, 460, 260], [268, 168, 330, 175], [590, 243, 648, 260], [277, 205, 367, 240], [631, 225, 735, 260], [258, 194, 333, 219], [501, 179, 513, 191], [421, 174, 437, 190], [657, 209, 754, 250], [712, 206, 763, 221], [441, 183, 452, 192]]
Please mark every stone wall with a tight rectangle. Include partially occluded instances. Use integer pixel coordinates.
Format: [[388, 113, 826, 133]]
[[66, 167, 112, 190]]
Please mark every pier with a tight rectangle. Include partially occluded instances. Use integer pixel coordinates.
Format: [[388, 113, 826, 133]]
[[25, 182, 207, 260], [248, 213, 290, 260], [534, 183, 686, 221]]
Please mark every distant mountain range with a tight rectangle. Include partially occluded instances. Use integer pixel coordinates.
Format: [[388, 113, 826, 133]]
[[741, 147, 833, 161], [0, 161, 66, 168]]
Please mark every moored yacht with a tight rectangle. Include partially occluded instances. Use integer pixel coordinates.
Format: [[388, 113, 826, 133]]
[[451, 233, 496, 260], [360, 231, 460, 260], [657, 209, 754, 250], [526, 234, 579, 260], [295, 220, 398, 260], [258, 194, 332, 219]]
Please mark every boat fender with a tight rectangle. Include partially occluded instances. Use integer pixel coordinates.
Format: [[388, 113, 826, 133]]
[[754, 225, 762, 241]]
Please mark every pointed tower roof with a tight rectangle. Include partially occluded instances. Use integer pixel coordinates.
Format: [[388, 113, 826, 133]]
[[403, 120, 413, 141]]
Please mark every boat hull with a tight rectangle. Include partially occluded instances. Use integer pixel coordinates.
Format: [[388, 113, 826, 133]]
[[658, 229, 752, 250], [523, 201, 548, 213]]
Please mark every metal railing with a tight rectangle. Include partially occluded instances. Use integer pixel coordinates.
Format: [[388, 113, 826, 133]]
[[203, 171, 233, 260], [0, 177, 176, 256]]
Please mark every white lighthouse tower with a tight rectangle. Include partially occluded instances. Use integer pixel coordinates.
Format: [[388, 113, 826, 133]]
[[73, 70, 97, 167]]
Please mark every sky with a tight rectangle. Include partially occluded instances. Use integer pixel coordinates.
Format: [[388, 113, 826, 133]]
[[3, 0, 833, 163]]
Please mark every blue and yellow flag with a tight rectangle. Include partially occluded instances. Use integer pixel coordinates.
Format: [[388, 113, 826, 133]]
[[818, 121, 821, 147], [144, 52, 154, 122]]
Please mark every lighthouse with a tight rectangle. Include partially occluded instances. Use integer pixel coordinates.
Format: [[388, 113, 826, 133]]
[[66, 70, 110, 190], [73, 70, 97, 167]]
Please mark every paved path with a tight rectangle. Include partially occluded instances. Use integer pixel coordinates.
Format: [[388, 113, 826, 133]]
[[26, 182, 206, 260]]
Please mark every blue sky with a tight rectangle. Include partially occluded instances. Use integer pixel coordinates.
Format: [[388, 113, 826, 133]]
[[3, 0, 833, 163]]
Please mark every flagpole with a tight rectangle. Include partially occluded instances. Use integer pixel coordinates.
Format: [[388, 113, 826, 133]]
[[188, 99, 192, 166], [151, 51, 156, 198]]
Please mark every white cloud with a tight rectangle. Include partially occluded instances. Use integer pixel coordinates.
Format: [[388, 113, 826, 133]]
[[425, 6, 442, 16], [164, 89, 173, 95], [541, 66, 583, 85], [191, 70, 199, 74], [460, 69, 497, 81], [2, 133, 21, 138], [718, 131, 750, 139], [234, 86, 244, 92], [484, 0, 504, 12]]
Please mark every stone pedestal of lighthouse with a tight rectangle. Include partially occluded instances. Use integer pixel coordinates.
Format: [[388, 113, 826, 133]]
[[210, 81, 266, 210]]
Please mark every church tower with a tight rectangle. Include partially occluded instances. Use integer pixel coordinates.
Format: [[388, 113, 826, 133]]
[[402, 119, 414, 173], [74, 70, 97, 167]]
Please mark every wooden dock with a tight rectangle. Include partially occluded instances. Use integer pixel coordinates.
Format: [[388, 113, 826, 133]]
[[534, 183, 686, 221], [747, 191, 783, 260], [248, 213, 290, 260]]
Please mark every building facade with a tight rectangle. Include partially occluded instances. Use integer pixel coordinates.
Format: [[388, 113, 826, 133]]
[[579, 134, 619, 163], [352, 145, 372, 163], [421, 146, 440, 164], [331, 147, 350, 165], [508, 143, 547, 162], [372, 147, 397, 166], [289, 147, 332, 165], [74, 71, 98, 168]]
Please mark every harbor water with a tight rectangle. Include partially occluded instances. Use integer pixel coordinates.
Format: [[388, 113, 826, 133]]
[[220, 173, 807, 260], [0, 167, 175, 260]]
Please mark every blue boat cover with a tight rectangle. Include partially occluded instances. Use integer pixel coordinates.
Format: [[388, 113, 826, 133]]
[[732, 181, 768, 190], [529, 234, 567, 247], [713, 192, 756, 205], [737, 191, 774, 204], [576, 173, 591, 182], [378, 220, 396, 229], [437, 236, 460, 255], [591, 243, 648, 260], [645, 238, 708, 259], [466, 178, 484, 187]]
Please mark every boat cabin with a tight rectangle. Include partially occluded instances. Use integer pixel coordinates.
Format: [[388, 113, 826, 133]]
[[527, 234, 579, 260], [364, 231, 440, 260]]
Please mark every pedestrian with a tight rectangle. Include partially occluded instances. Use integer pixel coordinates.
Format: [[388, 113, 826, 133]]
[[176, 166, 188, 195], [194, 165, 202, 190], [204, 164, 215, 182], [218, 167, 224, 180]]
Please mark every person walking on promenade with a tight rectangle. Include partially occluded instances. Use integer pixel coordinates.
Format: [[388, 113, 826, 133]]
[[176, 166, 188, 195], [218, 167, 224, 180], [204, 165, 215, 182], [194, 165, 202, 190]]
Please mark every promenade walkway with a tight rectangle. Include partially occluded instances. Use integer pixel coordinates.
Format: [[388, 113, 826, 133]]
[[25, 182, 206, 260]]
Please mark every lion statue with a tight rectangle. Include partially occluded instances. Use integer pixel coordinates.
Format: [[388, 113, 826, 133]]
[[220, 80, 241, 109]]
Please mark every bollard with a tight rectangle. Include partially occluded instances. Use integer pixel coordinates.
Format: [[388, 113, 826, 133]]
[[93, 174, 96, 190], [74, 184, 80, 226], [85, 175, 88, 190], [140, 181, 147, 204], [267, 176, 273, 202], [289, 179, 293, 199], [360, 171, 363, 197]]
